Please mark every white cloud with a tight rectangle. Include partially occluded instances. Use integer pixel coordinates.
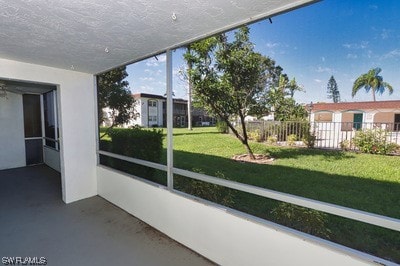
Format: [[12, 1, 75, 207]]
[[342, 41, 368, 49], [381, 29, 390, 40], [315, 66, 333, 73], [314, 79, 322, 83], [140, 77, 154, 81], [145, 54, 166, 67], [266, 42, 279, 48], [368, 4, 378, 10], [382, 49, 400, 59], [346, 53, 358, 59]]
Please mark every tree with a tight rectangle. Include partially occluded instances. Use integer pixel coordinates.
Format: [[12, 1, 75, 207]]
[[352, 68, 393, 101], [267, 76, 307, 121], [327, 75, 340, 103], [97, 66, 136, 138], [185, 26, 279, 159]]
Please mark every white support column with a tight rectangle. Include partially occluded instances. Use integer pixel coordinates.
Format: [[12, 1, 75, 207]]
[[166, 50, 174, 189]]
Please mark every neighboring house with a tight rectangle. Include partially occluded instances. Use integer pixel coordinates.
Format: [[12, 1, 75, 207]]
[[311, 100, 400, 130], [131, 93, 165, 128], [129, 93, 214, 128], [310, 100, 400, 147]]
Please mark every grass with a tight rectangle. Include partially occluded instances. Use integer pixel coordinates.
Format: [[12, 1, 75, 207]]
[[165, 127, 400, 262], [101, 126, 400, 262]]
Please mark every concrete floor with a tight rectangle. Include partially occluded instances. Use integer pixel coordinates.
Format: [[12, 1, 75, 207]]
[[0, 165, 215, 266]]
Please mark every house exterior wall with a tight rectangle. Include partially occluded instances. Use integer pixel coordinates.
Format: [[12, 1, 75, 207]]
[[0, 92, 25, 170], [374, 112, 394, 123], [97, 166, 379, 266], [0, 58, 97, 203], [314, 112, 333, 122]]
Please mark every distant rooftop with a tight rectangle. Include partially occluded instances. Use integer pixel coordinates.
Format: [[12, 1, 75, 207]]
[[133, 93, 187, 103], [311, 100, 400, 111]]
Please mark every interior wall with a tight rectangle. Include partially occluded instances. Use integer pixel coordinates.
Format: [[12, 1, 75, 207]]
[[97, 166, 381, 266], [0, 91, 25, 170], [0, 58, 97, 203]]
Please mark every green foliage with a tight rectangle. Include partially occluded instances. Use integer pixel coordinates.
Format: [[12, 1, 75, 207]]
[[302, 134, 316, 148], [185, 26, 283, 157], [271, 203, 331, 238], [327, 75, 341, 103], [248, 129, 263, 142], [352, 67, 394, 101], [174, 168, 236, 207], [340, 139, 352, 151], [287, 134, 297, 146], [352, 129, 397, 155], [267, 135, 278, 145], [216, 120, 228, 133], [266, 78, 307, 121], [97, 67, 136, 133], [100, 127, 164, 179]]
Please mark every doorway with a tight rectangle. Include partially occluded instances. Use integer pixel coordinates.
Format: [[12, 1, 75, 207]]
[[23, 94, 43, 165], [353, 113, 363, 130]]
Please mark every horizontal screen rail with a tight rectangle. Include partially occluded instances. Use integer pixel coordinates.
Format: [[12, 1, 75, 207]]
[[98, 150, 168, 172], [96, 149, 400, 232], [173, 167, 400, 232]]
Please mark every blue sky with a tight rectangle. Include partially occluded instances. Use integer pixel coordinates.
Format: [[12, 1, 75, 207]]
[[126, 0, 400, 104]]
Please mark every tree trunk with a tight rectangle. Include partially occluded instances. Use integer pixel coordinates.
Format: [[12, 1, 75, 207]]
[[224, 118, 255, 160], [372, 90, 376, 101], [238, 109, 255, 160], [242, 139, 255, 160]]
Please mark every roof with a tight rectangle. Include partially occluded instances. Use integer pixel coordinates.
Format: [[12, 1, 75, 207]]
[[133, 93, 165, 100], [133, 93, 188, 104], [311, 100, 400, 112], [0, 1, 316, 74]]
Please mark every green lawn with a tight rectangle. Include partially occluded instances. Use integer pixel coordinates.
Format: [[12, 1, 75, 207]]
[[164, 127, 400, 262]]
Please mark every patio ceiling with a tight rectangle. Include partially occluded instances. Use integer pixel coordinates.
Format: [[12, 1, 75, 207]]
[[0, 0, 316, 74]]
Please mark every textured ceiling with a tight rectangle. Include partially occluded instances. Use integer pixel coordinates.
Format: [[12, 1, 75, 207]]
[[0, 0, 316, 74]]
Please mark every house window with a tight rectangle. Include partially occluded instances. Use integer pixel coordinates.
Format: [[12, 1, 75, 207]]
[[148, 100, 157, 107], [148, 116, 157, 122]]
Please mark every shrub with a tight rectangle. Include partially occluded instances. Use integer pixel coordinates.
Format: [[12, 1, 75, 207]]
[[248, 129, 263, 142], [302, 133, 316, 148], [287, 134, 297, 146], [100, 127, 164, 179], [352, 129, 397, 155], [339, 139, 352, 151], [271, 202, 331, 238], [174, 169, 236, 207], [267, 135, 278, 145], [216, 120, 229, 133]]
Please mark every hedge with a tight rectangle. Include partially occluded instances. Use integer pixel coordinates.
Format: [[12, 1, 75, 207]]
[[99, 127, 164, 181]]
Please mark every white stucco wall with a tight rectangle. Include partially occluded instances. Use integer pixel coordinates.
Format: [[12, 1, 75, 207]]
[[97, 166, 382, 266], [0, 58, 97, 203], [0, 92, 25, 170]]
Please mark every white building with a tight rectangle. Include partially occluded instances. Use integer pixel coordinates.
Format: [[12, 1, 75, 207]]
[[131, 93, 165, 127]]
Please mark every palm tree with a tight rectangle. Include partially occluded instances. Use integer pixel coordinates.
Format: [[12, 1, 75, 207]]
[[352, 67, 393, 101]]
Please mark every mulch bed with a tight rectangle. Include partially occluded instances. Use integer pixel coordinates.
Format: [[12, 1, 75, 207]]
[[232, 154, 275, 164]]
